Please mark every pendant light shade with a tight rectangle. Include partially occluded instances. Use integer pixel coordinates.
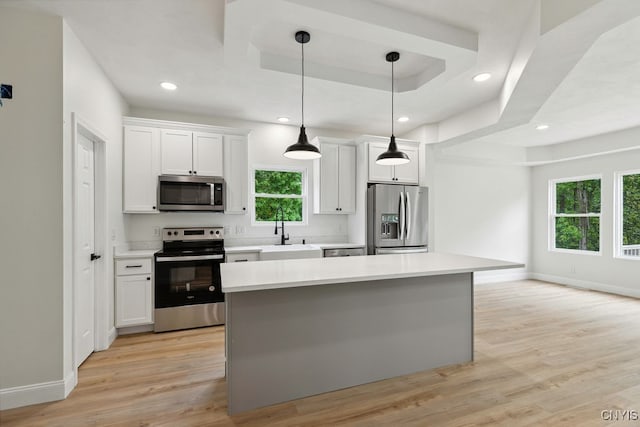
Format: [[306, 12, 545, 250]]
[[284, 31, 321, 160], [376, 51, 409, 166]]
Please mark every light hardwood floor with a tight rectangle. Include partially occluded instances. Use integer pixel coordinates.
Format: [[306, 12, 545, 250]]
[[2, 280, 640, 426]]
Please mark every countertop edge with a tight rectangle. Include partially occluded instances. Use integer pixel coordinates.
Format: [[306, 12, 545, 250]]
[[221, 262, 525, 293]]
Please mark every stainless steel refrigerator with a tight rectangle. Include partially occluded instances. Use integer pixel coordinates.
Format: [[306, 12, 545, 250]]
[[367, 184, 429, 255]]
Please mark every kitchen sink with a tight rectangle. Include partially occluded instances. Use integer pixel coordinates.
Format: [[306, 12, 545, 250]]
[[259, 244, 322, 260]]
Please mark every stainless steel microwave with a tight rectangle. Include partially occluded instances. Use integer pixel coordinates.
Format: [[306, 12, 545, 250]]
[[157, 175, 224, 212]]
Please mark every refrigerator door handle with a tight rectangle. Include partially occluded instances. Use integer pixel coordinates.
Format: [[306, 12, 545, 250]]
[[405, 191, 411, 238], [399, 191, 404, 241]]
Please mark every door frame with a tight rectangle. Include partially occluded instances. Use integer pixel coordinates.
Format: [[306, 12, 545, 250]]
[[71, 113, 109, 376]]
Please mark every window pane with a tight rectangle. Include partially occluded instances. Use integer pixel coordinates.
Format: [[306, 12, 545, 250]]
[[255, 197, 303, 222], [556, 179, 601, 214], [555, 217, 600, 251], [623, 174, 640, 255], [254, 170, 302, 195]]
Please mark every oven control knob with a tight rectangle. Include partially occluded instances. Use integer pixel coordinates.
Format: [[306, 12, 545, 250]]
[[210, 230, 214, 234], [174, 231, 178, 236], [209, 286, 215, 292], [215, 230, 220, 235]]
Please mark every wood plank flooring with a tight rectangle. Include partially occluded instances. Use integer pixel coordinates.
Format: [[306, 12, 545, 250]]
[[2, 280, 640, 426]]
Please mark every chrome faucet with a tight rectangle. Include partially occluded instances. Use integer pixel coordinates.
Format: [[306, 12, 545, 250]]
[[274, 205, 290, 245]]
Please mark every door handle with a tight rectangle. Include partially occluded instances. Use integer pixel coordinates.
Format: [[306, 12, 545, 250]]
[[399, 192, 404, 241], [405, 191, 411, 238], [90, 253, 101, 261]]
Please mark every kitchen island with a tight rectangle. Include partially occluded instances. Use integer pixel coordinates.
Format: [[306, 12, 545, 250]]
[[221, 252, 523, 414]]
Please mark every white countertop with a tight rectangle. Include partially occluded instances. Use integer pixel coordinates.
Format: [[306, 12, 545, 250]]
[[221, 252, 524, 293], [114, 249, 158, 259], [224, 242, 364, 254]]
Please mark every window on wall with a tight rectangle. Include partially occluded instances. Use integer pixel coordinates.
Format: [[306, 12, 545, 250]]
[[550, 177, 601, 252], [252, 168, 306, 223], [616, 171, 640, 258]]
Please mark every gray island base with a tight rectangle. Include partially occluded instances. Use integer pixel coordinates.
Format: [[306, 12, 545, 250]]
[[221, 252, 523, 414]]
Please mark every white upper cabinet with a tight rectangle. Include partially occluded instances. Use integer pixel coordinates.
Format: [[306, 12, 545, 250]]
[[123, 117, 249, 214], [123, 126, 160, 213], [193, 132, 223, 176], [367, 142, 419, 184], [161, 129, 193, 175], [313, 139, 356, 214], [161, 129, 223, 176], [223, 135, 248, 214]]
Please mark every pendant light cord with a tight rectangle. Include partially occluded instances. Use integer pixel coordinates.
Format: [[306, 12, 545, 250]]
[[301, 39, 305, 127], [391, 59, 394, 136]]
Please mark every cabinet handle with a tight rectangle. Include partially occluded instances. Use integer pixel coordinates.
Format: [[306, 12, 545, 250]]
[[193, 171, 197, 175], [152, 206, 156, 210], [126, 264, 143, 268], [146, 277, 151, 280], [243, 207, 246, 211], [235, 259, 249, 262], [189, 170, 193, 174]]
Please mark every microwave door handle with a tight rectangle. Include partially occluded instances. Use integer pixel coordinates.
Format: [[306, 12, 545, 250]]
[[399, 191, 404, 241], [210, 184, 215, 206], [405, 191, 411, 238]]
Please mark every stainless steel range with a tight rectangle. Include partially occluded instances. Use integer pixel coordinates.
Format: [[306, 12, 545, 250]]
[[154, 227, 225, 332]]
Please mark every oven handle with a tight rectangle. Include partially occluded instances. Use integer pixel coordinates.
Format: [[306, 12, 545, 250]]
[[156, 254, 224, 262]]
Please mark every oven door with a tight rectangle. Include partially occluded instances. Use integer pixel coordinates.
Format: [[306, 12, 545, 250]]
[[154, 254, 225, 308]]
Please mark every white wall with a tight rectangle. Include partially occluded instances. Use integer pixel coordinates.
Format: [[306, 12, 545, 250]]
[[531, 142, 640, 295], [126, 108, 358, 247], [431, 156, 530, 283], [62, 22, 129, 379], [0, 7, 64, 405]]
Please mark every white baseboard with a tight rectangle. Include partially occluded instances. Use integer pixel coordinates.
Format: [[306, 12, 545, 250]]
[[530, 273, 640, 299], [474, 270, 530, 285], [0, 371, 75, 410], [107, 326, 117, 347], [117, 324, 154, 335]]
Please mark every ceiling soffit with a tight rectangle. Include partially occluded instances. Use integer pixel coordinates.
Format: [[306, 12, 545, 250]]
[[224, 0, 478, 92]]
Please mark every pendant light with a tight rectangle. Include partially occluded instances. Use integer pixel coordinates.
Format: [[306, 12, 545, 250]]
[[284, 31, 321, 160], [376, 51, 409, 165]]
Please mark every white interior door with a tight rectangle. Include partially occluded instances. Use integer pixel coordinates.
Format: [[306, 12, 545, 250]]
[[75, 133, 95, 367]]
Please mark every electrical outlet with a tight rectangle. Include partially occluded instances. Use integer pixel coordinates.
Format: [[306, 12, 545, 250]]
[[236, 225, 245, 234], [153, 227, 160, 237], [111, 229, 116, 241], [224, 226, 232, 235], [570, 265, 576, 274]]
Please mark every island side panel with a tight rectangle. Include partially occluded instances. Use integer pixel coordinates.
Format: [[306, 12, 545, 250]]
[[226, 272, 473, 414]]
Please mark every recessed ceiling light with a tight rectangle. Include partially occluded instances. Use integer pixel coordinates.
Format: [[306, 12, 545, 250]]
[[397, 116, 409, 122], [277, 117, 290, 123], [536, 124, 550, 130], [160, 82, 177, 91], [472, 73, 492, 83]]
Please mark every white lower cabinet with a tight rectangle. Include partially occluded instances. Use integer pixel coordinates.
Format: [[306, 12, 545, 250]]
[[115, 258, 153, 327]]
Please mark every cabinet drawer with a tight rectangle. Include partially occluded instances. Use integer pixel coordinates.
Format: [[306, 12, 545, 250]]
[[116, 258, 152, 275], [226, 252, 260, 263]]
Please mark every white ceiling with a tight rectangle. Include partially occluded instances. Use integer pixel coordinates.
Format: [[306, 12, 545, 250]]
[[3, 0, 640, 147]]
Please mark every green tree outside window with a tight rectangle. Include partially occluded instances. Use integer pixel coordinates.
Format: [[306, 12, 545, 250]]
[[553, 179, 601, 251], [622, 174, 640, 246], [254, 170, 304, 222]]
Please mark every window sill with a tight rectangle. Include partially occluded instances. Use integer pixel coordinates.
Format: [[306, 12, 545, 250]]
[[614, 255, 640, 261], [549, 248, 602, 256]]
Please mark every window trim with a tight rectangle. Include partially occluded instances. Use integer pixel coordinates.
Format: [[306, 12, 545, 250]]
[[548, 174, 602, 255], [614, 169, 640, 260], [250, 165, 308, 226]]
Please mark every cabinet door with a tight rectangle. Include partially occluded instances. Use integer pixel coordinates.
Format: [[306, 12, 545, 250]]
[[123, 126, 160, 213], [368, 143, 395, 183], [115, 274, 153, 327], [193, 132, 223, 176], [318, 143, 340, 213], [338, 145, 356, 213], [161, 129, 193, 175], [393, 144, 419, 184], [223, 135, 248, 214]]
